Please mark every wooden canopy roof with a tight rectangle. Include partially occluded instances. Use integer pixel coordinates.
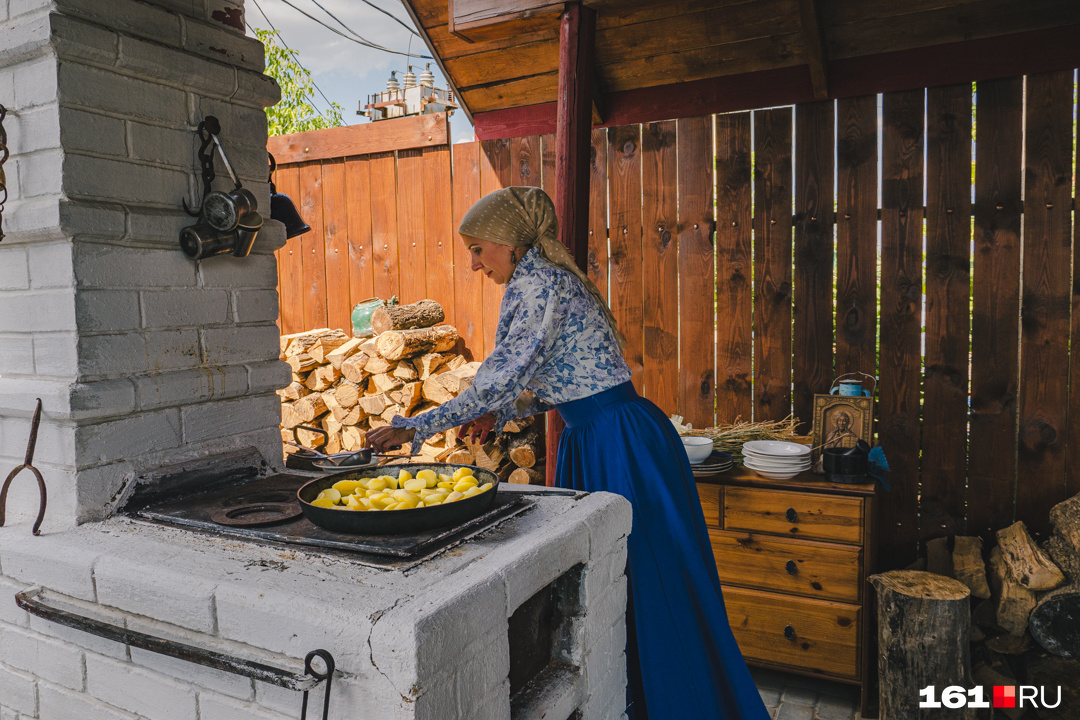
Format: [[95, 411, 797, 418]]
[[399, 0, 1080, 138]]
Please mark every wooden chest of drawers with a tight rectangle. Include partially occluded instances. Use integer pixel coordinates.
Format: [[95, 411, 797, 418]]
[[697, 469, 877, 706]]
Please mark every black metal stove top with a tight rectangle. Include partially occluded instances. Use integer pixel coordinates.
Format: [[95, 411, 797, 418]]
[[131, 471, 534, 570]]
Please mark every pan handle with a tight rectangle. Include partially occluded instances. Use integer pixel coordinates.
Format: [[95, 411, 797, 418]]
[[293, 425, 329, 447]]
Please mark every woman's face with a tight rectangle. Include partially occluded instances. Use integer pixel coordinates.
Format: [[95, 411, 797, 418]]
[[462, 235, 518, 285]]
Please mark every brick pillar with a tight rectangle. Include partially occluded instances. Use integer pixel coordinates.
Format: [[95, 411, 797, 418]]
[[0, 0, 286, 528]]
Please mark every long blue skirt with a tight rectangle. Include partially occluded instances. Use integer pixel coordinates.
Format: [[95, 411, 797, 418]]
[[555, 383, 769, 720]]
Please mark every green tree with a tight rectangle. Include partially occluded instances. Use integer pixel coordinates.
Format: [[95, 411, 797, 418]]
[[256, 28, 344, 136]]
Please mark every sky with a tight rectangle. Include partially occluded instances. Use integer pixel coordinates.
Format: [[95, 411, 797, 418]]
[[245, 0, 476, 144]]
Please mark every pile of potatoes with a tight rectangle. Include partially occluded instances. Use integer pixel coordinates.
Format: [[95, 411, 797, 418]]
[[309, 467, 493, 512]]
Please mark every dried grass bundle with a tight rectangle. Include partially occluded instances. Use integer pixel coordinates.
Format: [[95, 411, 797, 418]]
[[684, 416, 801, 463]]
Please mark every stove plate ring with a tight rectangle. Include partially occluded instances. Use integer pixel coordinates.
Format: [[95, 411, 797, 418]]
[[209, 502, 302, 527]]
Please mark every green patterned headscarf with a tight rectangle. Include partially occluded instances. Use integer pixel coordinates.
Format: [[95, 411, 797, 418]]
[[459, 186, 624, 348]]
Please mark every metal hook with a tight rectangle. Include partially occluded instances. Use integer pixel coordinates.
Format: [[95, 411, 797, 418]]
[[299, 649, 335, 720], [182, 117, 222, 217], [0, 103, 9, 241], [0, 399, 49, 535]]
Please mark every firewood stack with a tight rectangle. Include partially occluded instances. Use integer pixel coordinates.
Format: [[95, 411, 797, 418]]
[[910, 492, 1080, 716], [276, 299, 546, 482]]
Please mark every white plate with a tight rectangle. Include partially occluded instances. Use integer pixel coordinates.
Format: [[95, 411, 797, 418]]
[[744, 459, 809, 474], [743, 464, 803, 480], [742, 449, 812, 464], [742, 440, 811, 457]]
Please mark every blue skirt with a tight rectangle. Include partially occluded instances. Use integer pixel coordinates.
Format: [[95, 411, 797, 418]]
[[556, 383, 769, 720]]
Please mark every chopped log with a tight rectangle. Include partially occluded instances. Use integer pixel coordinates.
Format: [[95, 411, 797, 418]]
[[1029, 586, 1080, 658], [497, 460, 515, 482], [393, 363, 419, 382], [280, 329, 315, 354], [321, 414, 342, 436], [444, 426, 459, 448], [280, 403, 302, 430], [445, 354, 467, 371], [283, 328, 333, 356], [365, 355, 396, 375], [293, 393, 327, 423], [341, 425, 364, 452], [988, 546, 1038, 636], [307, 332, 350, 363], [1049, 492, 1080, 555], [463, 435, 506, 472], [413, 352, 449, 380], [341, 405, 363, 426], [359, 337, 378, 355], [971, 599, 1000, 632], [1044, 535, 1080, 585], [280, 381, 309, 402], [333, 380, 361, 408], [868, 570, 973, 720], [367, 415, 389, 429], [326, 337, 363, 369], [509, 466, 544, 485], [441, 362, 481, 394], [304, 364, 341, 392], [290, 371, 305, 384], [286, 353, 319, 373], [340, 353, 369, 383], [322, 391, 345, 422], [985, 632, 1031, 655], [508, 427, 541, 468], [388, 381, 423, 413], [376, 325, 459, 361], [421, 374, 455, 404], [370, 299, 445, 334], [295, 425, 326, 448], [380, 404, 404, 423], [447, 448, 473, 465], [371, 373, 404, 394], [952, 536, 992, 599], [997, 521, 1066, 591], [925, 537, 954, 577], [359, 393, 392, 417], [503, 415, 535, 433]]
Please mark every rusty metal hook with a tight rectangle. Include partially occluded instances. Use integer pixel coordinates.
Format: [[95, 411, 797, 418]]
[[0, 398, 49, 535]]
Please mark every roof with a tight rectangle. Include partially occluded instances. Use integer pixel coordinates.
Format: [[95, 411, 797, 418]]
[[399, 0, 1080, 138]]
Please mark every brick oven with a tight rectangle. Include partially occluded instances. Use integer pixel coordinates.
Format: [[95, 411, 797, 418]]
[[0, 2, 631, 718]]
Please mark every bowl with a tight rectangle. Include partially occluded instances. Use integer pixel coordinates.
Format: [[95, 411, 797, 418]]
[[681, 436, 714, 464]]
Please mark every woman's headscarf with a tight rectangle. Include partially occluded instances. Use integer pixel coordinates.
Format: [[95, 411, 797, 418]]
[[458, 186, 625, 348]]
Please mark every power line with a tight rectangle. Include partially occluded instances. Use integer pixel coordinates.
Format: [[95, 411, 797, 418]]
[[308, 0, 418, 39], [276, 0, 432, 59], [248, 0, 340, 116]]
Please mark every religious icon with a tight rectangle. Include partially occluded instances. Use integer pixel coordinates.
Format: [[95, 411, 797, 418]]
[[811, 394, 873, 463]]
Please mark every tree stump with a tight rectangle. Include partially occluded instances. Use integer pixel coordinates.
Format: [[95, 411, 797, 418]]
[[1029, 586, 1080, 658], [869, 570, 973, 719]]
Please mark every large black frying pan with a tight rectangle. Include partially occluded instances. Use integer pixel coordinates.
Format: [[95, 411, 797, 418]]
[[297, 462, 500, 535]]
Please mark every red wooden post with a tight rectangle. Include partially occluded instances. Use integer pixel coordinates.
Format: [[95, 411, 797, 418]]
[[546, 1, 596, 486]]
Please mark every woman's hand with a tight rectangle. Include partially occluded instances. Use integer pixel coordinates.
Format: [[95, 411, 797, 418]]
[[365, 426, 416, 453], [460, 413, 497, 444]]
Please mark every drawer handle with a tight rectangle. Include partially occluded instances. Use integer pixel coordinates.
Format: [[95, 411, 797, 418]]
[[785, 507, 798, 523], [783, 624, 796, 641], [785, 560, 798, 575]]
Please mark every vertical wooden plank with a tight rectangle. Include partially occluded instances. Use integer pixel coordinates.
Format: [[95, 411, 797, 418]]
[[1017, 70, 1074, 539], [275, 164, 304, 335], [677, 115, 715, 428], [607, 125, 644, 392], [835, 96, 878, 376], [921, 84, 972, 541], [368, 152, 400, 301], [587, 129, 609, 297], [1070, 79, 1080, 501], [396, 149, 428, 305], [714, 112, 753, 423], [512, 135, 542, 187], [539, 134, 556, 192], [640, 120, 679, 415], [320, 159, 351, 333], [480, 138, 510, 352], [753, 108, 794, 422], [452, 141, 486, 359], [878, 89, 925, 567], [423, 146, 456, 327], [792, 101, 835, 435], [299, 161, 327, 330], [345, 156, 374, 315], [970, 77, 1023, 543]]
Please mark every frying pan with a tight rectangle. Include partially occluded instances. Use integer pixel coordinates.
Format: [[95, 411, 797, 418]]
[[297, 462, 500, 535]]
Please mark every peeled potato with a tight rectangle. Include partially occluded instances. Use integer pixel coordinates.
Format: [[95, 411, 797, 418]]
[[452, 467, 474, 481], [437, 481, 455, 491], [322, 488, 342, 503], [311, 497, 335, 509], [478, 483, 493, 492], [445, 491, 464, 503], [332, 480, 366, 495], [403, 478, 426, 493], [398, 470, 413, 483], [366, 477, 388, 492], [453, 480, 478, 494], [438, 473, 452, 483]]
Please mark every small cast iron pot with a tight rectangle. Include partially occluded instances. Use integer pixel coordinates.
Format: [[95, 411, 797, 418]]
[[822, 446, 869, 484], [297, 462, 500, 535]]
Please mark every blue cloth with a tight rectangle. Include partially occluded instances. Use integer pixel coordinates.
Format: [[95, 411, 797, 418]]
[[393, 247, 631, 453], [556, 383, 770, 720]]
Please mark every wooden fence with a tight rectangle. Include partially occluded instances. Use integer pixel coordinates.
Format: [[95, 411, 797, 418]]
[[273, 70, 1080, 567]]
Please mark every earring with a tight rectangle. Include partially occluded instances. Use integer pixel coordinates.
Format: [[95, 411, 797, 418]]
[[511, 248, 518, 265]]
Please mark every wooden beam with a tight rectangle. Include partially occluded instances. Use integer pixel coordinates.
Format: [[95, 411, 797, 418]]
[[797, 0, 828, 99], [546, 1, 596, 486], [268, 115, 449, 165], [472, 23, 1080, 139]]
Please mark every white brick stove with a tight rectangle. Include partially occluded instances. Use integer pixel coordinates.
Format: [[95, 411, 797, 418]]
[[0, 1, 632, 718]]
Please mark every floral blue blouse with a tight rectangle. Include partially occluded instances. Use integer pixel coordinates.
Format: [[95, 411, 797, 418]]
[[392, 247, 631, 453]]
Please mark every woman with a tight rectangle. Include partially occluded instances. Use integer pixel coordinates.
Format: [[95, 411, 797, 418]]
[[367, 187, 768, 720]]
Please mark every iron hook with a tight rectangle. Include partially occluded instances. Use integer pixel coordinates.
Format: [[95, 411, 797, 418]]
[[0, 399, 49, 535]]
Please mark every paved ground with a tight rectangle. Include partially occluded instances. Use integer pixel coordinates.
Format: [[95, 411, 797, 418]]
[[751, 668, 862, 720]]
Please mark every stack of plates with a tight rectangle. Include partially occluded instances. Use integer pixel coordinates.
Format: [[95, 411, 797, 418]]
[[741, 440, 811, 480], [691, 451, 734, 477]]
